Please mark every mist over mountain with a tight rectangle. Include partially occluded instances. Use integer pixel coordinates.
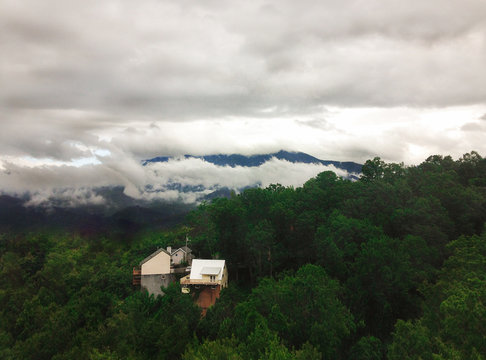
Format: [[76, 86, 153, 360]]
[[140, 150, 361, 198], [139, 150, 362, 201], [1, 149, 361, 233], [0, 150, 361, 232], [144, 150, 362, 175]]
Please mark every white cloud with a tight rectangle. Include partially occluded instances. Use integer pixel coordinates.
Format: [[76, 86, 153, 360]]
[[144, 157, 350, 190], [1, 0, 486, 201], [24, 188, 106, 208], [0, 154, 354, 205]]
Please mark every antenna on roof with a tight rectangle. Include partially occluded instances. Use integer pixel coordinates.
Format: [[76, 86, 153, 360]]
[[185, 234, 190, 261]]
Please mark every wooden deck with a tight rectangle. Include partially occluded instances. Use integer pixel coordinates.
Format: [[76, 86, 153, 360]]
[[180, 276, 220, 286]]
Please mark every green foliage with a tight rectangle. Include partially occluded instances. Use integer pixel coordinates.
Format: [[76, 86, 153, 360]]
[[260, 337, 295, 360], [361, 157, 406, 183], [3, 151, 486, 359], [0, 230, 200, 359], [183, 337, 244, 360], [314, 211, 383, 281], [388, 320, 433, 360], [230, 264, 355, 358], [197, 285, 247, 340], [389, 231, 486, 359], [99, 284, 200, 359], [349, 336, 383, 360], [347, 235, 418, 337], [294, 342, 323, 360]]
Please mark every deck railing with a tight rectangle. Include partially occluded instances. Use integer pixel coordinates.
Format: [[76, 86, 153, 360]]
[[180, 276, 221, 286], [132, 268, 141, 286]]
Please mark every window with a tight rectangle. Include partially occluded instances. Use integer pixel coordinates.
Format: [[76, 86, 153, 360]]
[[210, 275, 215, 282]]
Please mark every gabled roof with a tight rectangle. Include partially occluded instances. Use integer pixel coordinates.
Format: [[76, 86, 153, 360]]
[[180, 245, 192, 253], [170, 246, 192, 255], [139, 248, 170, 266], [189, 259, 225, 280]]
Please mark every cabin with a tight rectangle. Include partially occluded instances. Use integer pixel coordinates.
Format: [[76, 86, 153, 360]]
[[180, 259, 228, 315], [135, 246, 192, 296], [170, 245, 193, 266], [141, 248, 171, 275], [138, 247, 173, 296]]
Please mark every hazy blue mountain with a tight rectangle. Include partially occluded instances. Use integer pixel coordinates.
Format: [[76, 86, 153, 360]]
[[0, 151, 362, 233], [143, 150, 363, 174]]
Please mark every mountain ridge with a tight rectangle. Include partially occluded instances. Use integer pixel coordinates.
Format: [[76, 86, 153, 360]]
[[143, 150, 363, 174]]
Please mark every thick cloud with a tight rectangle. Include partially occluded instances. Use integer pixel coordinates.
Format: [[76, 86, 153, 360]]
[[144, 157, 351, 190], [0, 156, 354, 206], [1, 0, 486, 202], [3, 0, 485, 117]]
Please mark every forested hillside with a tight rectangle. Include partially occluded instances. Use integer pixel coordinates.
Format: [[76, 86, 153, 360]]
[[1, 152, 486, 359]]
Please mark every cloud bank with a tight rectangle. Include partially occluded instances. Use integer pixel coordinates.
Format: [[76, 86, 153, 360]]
[[1, 0, 486, 204], [0, 156, 354, 206]]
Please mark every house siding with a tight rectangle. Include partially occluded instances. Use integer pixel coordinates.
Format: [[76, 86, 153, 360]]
[[171, 249, 186, 265], [141, 251, 170, 275]]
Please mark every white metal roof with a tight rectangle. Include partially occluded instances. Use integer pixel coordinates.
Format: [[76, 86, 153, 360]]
[[200, 267, 221, 275], [190, 259, 225, 280]]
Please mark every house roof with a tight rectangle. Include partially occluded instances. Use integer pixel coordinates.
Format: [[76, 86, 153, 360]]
[[189, 259, 225, 280], [171, 246, 192, 255], [200, 267, 221, 275], [139, 248, 170, 266], [181, 245, 192, 253]]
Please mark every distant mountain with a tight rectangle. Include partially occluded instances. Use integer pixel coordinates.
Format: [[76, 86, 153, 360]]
[[143, 150, 363, 175], [0, 151, 362, 232]]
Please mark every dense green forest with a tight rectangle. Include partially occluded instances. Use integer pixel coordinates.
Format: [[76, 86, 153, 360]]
[[1, 152, 486, 359]]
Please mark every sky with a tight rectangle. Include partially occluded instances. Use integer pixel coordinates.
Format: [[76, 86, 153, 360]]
[[1, 0, 486, 203]]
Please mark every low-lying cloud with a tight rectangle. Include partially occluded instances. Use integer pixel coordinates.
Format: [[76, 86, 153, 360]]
[[0, 156, 354, 207], [24, 188, 106, 208]]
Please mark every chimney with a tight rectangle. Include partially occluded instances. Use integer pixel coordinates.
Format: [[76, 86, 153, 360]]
[[167, 246, 172, 254]]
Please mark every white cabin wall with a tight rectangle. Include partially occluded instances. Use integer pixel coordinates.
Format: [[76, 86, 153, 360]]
[[141, 251, 170, 275]]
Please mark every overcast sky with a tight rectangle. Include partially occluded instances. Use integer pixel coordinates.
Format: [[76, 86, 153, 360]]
[[1, 0, 486, 201]]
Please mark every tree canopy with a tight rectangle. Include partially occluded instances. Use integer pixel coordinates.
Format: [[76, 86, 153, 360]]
[[2, 152, 486, 359]]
